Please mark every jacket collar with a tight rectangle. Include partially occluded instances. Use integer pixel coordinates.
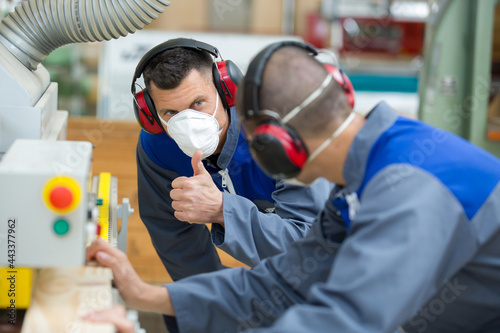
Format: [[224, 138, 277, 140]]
[[215, 107, 240, 170], [343, 102, 398, 193]]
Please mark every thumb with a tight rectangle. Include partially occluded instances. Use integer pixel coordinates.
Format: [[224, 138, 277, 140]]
[[192, 150, 209, 176]]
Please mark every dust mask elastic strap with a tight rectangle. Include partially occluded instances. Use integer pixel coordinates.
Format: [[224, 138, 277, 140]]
[[308, 112, 356, 162]]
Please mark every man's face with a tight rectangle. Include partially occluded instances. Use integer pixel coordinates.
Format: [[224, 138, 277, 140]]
[[150, 68, 228, 141]]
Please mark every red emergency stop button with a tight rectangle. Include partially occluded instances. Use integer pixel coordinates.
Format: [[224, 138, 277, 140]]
[[43, 176, 81, 214], [49, 186, 74, 210]]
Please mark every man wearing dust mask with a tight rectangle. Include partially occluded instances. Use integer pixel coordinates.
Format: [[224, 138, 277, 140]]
[[133, 39, 332, 300]]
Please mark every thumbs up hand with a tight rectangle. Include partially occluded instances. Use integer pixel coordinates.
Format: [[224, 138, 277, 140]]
[[170, 150, 224, 226], [191, 150, 210, 176]]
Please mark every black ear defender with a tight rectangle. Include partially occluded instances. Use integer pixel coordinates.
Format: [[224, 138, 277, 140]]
[[131, 38, 243, 134], [241, 41, 355, 180]]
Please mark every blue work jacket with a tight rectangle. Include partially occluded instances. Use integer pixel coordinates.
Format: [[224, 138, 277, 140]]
[[165, 102, 500, 333]]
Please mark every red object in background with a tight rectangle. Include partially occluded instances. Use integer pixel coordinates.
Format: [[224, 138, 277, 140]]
[[340, 17, 425, 56], [305, 12, 330, 49], [96, 223, 101, 236]]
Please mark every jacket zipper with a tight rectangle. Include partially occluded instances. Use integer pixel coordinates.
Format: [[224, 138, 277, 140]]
[[219, 169, 236, 195]]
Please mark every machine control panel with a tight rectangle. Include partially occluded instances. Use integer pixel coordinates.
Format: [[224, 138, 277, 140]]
[[0, 140, 93, 267], [43, 176, 82, 214]]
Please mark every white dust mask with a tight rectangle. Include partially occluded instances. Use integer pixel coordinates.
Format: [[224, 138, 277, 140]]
[[160, 92, 223, 159]]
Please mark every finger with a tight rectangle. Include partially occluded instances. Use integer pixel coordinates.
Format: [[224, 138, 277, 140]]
[[191, 150, 209, 176], [169, 188, 184, 201], [82, 306, 135, 333], [174, 210, 190, 222], [171, 199, 183, 212], [86, 237, 121, 262], [171, 176, 189, 189], [171, 197, 195, 211], [94, 251, 119, 271], [171, 191, 196, 210], [174, 210, 204, 224], [94, 250, 132, 285]]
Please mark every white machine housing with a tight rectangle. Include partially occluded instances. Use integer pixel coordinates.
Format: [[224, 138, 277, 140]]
[[0, 44, 68, 157], [0, 139, 92, 267], [0, 0, 167, 268]]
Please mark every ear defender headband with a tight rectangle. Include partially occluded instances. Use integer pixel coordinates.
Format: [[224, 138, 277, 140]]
[[131, 38, 243, 135], [241, 41, 355, 180]]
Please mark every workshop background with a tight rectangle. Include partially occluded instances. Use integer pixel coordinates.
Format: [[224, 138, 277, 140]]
[[3, 0, 500, 287], [2, 0, 500, 332]]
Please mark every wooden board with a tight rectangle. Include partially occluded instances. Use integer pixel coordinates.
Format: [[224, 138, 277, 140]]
[[21, 267, 114, 333]]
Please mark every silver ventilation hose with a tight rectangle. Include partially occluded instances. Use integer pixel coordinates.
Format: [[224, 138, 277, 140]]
[[0, 0, 170, 71]]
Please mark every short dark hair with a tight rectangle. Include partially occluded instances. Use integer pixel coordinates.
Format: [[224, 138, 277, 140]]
[[143, 46, 214, 92], [237, 47, 351, 138]]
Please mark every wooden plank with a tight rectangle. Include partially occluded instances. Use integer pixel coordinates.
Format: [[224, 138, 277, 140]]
[[21, 267, 114, 333]]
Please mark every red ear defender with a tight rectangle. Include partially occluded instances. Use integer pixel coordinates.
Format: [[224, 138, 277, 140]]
[[213, 60, 242, 110], [323, 64, 355, 109], [133, 90, 165, 135], [250, 120, 308, 179]]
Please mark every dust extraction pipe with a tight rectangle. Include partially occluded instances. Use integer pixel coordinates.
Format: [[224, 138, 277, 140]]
[[0, 0, 170, 71]]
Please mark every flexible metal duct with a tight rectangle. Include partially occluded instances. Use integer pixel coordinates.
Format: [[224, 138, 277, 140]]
[[0, 0, 170, 71]]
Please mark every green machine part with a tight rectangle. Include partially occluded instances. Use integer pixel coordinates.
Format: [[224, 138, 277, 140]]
[[419, 0, 500, 157]]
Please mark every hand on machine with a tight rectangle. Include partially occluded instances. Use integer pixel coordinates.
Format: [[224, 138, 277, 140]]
[[83, 238, 175, 331], [83, 306, 135, 333]]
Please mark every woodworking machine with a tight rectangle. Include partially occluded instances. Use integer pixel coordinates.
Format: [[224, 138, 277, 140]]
[[0, 0, 170, 330], [0, 141, 133, 267]]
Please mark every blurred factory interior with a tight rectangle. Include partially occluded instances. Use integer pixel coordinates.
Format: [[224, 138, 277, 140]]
[[1, 0, 500, 332]]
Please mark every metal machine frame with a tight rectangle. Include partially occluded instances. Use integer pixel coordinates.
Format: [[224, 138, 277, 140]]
[[419, 0, 500, 157]]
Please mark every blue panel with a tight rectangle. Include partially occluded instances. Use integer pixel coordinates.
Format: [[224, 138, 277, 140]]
[[347, 74, 419, 93], [359, 116, 500, 220]]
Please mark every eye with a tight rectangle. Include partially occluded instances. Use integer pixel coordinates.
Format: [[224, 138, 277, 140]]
[[163, 110, 178, 117], [192, 100, 204, 108]]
